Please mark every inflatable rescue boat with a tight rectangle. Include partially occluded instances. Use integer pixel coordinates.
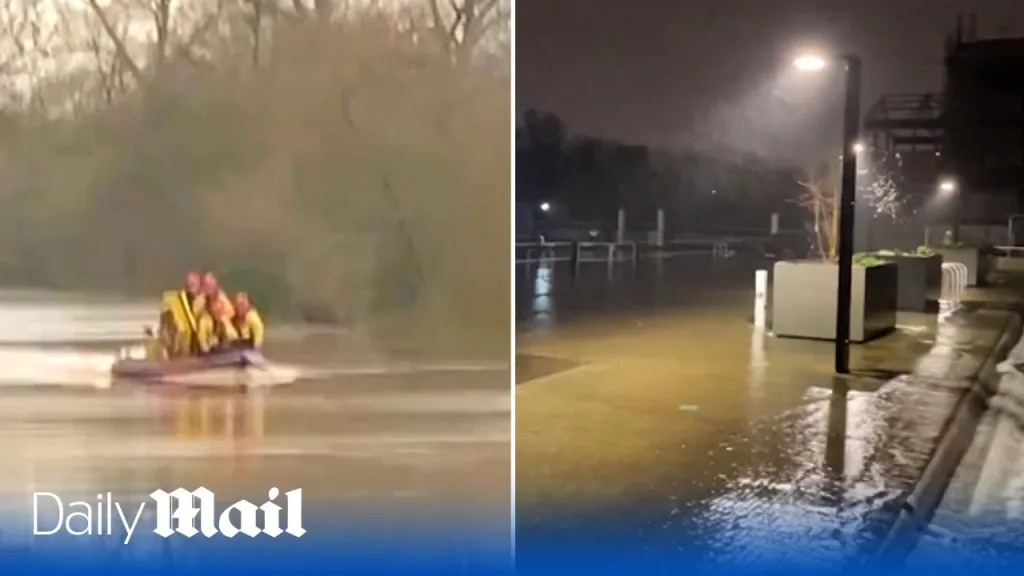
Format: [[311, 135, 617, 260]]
[[110, 348, 265, 380]]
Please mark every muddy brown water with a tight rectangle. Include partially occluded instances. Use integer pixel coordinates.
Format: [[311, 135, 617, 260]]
[[0, 291, 510, 553]]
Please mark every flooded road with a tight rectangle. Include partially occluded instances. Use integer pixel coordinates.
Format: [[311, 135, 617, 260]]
[[0, 290, 511, 552], [516, 254, 1021, 570], [516, 250, 762, 332]]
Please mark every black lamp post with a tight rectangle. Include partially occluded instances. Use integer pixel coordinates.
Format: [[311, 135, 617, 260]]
[[795, 53, 862, 374], [835, 55, 862, 375]]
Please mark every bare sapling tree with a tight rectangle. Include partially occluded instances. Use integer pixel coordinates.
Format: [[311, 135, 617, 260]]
[[793, 155, 903, 263], [862, 152, 903, 220], [794, 161, 841, 262]]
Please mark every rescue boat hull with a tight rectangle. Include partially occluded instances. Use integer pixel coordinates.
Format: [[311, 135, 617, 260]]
[[110, 349, 265, 380]]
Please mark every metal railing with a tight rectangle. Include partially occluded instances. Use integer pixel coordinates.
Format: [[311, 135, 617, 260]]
[[515, 241, 575, 264]]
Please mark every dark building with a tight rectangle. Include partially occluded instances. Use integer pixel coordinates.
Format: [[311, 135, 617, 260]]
[[865, 15, 1024, 241]]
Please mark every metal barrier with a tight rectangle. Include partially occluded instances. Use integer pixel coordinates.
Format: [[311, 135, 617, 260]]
[[650, 239, 736, 259], [516, 241, 575, 264], [993, 245, 1024, 256], [517, 238, 736, 271], [941, 262, 968, 299], [573, 241, 638, 273], [712, 242, 734, 259]]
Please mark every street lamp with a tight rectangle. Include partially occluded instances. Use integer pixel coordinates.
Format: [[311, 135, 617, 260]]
[[939, 178, 957, 193], [794, 55, 827, 71], [796, 51, 862, 375], [540, 201, 551, 212]]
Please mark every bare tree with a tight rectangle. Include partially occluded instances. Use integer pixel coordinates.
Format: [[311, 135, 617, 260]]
[[861, 153, 904, 220], [793, 157, 903, 262], [422, 0, 508, 64], [794, 161, 841, 262], [0, 0, 510, 357]]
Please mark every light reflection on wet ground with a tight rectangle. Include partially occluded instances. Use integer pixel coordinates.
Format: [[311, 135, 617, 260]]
[[0, 292, 510, 551], [906, 359, 1024, 569], [675, 375, 966, 568], [516, 256, 1019, 568]]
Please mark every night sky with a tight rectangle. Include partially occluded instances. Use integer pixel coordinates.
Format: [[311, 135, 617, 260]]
[[517, 0, 1024, 165]]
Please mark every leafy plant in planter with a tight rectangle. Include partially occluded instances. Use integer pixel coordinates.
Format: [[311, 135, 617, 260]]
[[870, 246, 935, 258], [853, 252, 886, 267]]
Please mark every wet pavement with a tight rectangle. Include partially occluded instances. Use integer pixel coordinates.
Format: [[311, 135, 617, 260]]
[[0, 291, 510, 552], [906, 327, 1024, 569], [515, 255, 1024, 569]]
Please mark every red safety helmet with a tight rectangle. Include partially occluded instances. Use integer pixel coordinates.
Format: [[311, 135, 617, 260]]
[[201, 272, 219, 294], [185, 271, 201, 292]]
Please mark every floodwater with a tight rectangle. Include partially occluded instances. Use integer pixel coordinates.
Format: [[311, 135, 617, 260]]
[[516, 248, 764, 331], [516, 252, 1017, 569], [0, 290, 510, 554]]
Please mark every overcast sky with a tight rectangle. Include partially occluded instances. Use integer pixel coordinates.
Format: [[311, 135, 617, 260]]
[[516, 0, 1024, 166]]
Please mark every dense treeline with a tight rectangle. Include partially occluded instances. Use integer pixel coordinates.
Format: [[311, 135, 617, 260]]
[[0, 0, 509, 358], [515, 109, 805, 236]]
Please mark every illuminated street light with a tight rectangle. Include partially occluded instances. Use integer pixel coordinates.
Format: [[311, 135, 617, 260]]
[[794, 50, 863, 375], [540, 202, 551, 212], [794, 55, 827, 71], [939, 179, 957, 193]]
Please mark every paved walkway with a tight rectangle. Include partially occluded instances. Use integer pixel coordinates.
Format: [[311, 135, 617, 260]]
[[516, 285, 1021, 568], [907, 302, 1024, 569]]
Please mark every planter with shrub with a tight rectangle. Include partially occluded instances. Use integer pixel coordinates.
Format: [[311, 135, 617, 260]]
[[872, 247, 942, 312], [771, 257, 898, 342]]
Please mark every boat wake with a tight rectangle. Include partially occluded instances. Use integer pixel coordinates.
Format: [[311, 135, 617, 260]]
[[0, 294, 507, 390], [0, 346, 116, 388], [158, 360, 508, 388], [0, 345, 507, 391]]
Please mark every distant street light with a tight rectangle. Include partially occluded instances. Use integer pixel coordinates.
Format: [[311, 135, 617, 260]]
[[540, 202, 551, 212], [794, 55, 827, 71], [795, 51, 862, 375], [937, 178, 960, 240]]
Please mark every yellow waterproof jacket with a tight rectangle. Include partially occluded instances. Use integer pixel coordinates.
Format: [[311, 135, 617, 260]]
[[232, 309, 266, 348], [193, 291, 236, 320], [195, 313, 239, 354], [160, 290, 199, 357]]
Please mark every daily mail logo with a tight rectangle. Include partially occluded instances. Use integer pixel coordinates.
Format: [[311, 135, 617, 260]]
[[33, 487, 305, 544]]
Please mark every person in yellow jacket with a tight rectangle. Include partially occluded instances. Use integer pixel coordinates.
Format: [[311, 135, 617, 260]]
[[195, 297, 239, 354], [182, 271, 203, 312], [231, 292, 265, 349], [193, 272, 235, 320], [170, 271, 203, 356]]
